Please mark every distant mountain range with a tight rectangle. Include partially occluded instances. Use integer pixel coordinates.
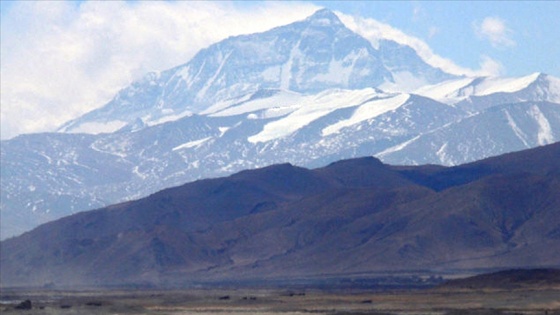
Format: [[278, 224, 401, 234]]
[[1, 9, 560, 239], [1, 142, 559, 288]]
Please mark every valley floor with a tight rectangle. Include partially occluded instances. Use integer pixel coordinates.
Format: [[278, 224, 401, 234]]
[[1, 286, 559, 315]]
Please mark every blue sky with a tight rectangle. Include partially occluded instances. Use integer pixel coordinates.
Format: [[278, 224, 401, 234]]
[[316, 1, 559, 77], [1, 1, 559, 139]]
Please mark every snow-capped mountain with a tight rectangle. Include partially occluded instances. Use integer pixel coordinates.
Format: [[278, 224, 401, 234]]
[[379, 101, 560, 165], [1, 9, 559, 239], [416, 72, 560, 112], [57, 9, 454, 135]]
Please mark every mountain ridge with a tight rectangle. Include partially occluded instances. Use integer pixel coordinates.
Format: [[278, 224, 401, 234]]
[[1, 142, 559, 287], [1, 9, 559, 240]]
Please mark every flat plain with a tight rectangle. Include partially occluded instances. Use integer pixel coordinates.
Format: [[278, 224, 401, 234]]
[[1, 286, 559, 315]]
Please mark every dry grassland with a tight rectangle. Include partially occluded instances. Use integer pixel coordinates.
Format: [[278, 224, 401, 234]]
[[1, 286, 559, 315]]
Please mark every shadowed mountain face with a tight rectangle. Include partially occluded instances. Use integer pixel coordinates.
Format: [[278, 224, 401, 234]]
[[1, 143, 559, 288]]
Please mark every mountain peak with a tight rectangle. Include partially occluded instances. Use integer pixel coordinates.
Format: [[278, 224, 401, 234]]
[[533, 72, 552, 82], [305, 8, 343, 26]]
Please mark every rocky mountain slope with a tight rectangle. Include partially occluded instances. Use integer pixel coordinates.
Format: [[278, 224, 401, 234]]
[[1, 142, 559, 288], [1, 9, 559, 240]]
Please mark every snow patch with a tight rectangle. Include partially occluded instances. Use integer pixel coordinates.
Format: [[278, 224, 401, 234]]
[[262, 106, 299, 119], [248, 88, 383, 143], [39, 153, 53, 164], [66, 120, 128, 135], [146, 110, 193, 126], [314, 58, 350, 84], [503, 109, 529, 147], [177, 65, 190, 78], [200, 93, 254, 115], [209, 90, 302, 118], [196, 51, 233, 101], [528, 105, 554, 145], [218, 127, 230, 137], [322, 93, 410, 136], [133, 166, 148, 180], [414, 77, 478, 102], [475, 73, 540, 96], [436, 142, 453, 165], [172, 137, 213, 151], [261, 66, 281, 81], [415, 73, 543, 104], [281, 44, 301, 90], [376, 135, 420, 158], [314, 49, 368, 86]]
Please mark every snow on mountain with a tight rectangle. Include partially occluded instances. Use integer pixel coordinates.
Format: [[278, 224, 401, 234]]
[[321, 93, 410, 136], [415, 73, 560, 112], [379, 101, 560, 165], [4, 143, 560, 288], [57, 9, 454, 135], [202, 89, 303, 118], [2, 9, 560, 239], [377, 39, 456, 92], [0, 90, 465, 239], [248, 88, 395, 143]]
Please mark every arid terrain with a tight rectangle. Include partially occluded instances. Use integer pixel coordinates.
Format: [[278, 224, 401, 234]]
[[2, 286, 559, 315], [3, 143, 560, 288]]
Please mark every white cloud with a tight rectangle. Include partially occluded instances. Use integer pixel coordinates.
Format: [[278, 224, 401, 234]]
[[337, 12, 496, 77], [478, 55, 504, 77], [0, 1, 319, 139], [412, 3, 426, 22], [428, 26, 439, 39], [474, 16, 516, 48]]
